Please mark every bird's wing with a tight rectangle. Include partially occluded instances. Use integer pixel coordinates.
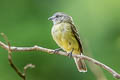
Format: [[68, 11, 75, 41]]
[[70, 23, 83, 53]]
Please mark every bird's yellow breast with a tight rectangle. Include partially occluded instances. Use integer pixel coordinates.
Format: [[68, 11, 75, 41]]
[[51, 23, 80, 54]]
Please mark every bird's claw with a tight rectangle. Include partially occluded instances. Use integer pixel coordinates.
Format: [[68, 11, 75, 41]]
[[67, 52, 73, 58], [54, 48, 62, 54], [67, 48, 74, 58]]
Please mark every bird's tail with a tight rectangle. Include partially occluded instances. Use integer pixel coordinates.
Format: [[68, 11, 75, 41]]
[[74, 56, 87, 72]]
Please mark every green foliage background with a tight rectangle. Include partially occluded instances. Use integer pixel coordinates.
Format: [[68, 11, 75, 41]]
[[0, 0, 120, 80]]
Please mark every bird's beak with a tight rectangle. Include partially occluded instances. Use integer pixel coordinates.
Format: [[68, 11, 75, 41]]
[[48, 16, 54, 20]]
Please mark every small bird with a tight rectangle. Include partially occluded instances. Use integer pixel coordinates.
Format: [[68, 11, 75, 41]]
[[48, 12, 87, 72]]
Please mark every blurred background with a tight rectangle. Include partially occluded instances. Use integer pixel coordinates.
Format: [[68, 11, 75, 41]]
[[0, 0, 120, 80]]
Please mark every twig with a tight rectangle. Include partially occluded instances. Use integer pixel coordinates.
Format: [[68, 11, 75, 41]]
[[1, 33, 35, 80], [0, 36, 120, 79], [23, 64, 35, 79], [86, 53, 107, 80]]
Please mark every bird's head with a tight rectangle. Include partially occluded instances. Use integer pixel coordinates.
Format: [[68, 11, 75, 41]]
[[48, 12, 73, 24]]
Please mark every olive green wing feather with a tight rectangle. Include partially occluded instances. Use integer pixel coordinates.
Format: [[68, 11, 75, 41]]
[[70, 23, 83, 53], [70, 23, 87, 72]]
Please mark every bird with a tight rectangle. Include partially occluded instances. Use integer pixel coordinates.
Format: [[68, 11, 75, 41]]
[[48, 12, 87, 72]]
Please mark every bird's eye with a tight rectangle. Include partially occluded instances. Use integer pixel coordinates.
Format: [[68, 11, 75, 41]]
[[56, 15, 59, 18]]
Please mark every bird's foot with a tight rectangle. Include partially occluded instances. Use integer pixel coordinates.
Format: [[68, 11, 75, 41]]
[[67, 52, 73, 58], [67, 48, 74, 58], [54, 48, 62, 54]]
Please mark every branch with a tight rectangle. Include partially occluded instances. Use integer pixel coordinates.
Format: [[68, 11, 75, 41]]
[[0, 39, 120, 79], [1, 33, 35, 80], [86, 53, 107, 80]]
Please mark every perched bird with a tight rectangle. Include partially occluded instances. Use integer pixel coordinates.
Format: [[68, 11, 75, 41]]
[[48, 12, 87, 72]]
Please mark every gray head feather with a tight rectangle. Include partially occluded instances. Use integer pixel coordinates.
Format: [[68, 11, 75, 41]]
[[48, 12, 73, 24]]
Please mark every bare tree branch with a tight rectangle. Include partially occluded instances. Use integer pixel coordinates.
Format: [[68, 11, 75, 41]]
[[0, 36, 120, 79], [23, 64, 35, 79], [0, 33, 35, 80], [86, 53, 108, 80]]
